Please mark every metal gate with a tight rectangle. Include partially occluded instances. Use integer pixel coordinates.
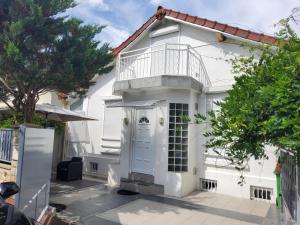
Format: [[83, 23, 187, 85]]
[[280, 150, 297, 220], [0, 129, 13, 162]]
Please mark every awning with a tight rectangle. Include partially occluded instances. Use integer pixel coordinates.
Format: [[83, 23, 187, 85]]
[[35, 103, 97, 122], [107, 100, 163, 108]]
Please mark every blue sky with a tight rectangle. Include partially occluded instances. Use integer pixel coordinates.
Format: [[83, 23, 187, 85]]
[[67, 0, 300, 47]]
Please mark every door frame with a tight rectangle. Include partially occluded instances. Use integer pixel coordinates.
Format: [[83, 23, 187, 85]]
[[130, 106, 157, 175]]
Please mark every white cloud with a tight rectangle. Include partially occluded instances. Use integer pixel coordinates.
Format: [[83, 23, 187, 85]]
[[66, 0, 300, 48], [96, 26, 130, 47], [212, 0, 300, 35], [150, 0, 164, 6], [158, 0, 300, 35], [75, 0, 110, 11], [67, 1, 130, 46]]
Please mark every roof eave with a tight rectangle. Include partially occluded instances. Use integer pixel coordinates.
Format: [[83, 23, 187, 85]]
[[113, 6, 277, 55], [118, 19, 159, 54], [166, 16, 265, 46]]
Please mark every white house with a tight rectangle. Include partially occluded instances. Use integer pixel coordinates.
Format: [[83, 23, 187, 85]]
[[67, 7, 278, 201]]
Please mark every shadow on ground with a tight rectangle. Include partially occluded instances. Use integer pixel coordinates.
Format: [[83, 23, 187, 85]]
[[49, 180, 282, 225]]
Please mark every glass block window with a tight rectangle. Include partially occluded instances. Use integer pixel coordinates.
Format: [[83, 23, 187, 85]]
[[168, 103, 189, 172]]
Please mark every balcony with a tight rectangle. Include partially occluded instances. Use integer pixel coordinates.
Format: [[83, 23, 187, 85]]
[[115, 44, 211, 93]]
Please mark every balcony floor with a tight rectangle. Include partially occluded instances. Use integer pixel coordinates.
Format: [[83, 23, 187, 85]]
[[113, 75, 203, 95]]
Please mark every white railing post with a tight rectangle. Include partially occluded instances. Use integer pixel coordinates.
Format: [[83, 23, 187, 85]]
[[117, 54, 121, 81], [198, 58, 201, 83], [186, 45, 190, 76], [164, 43, 167, 75]]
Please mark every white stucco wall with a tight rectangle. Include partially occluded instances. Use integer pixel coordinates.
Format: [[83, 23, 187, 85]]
[[108, 89, 200, 197], [68, 17, 277, 200], [0, 92, 65, 109], [202, 92, 277, 202], [179, 23, 255, 87], [67, 68, 124, 178]]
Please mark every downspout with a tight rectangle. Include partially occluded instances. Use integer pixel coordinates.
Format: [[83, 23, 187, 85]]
[[275, 157, 282, 209]]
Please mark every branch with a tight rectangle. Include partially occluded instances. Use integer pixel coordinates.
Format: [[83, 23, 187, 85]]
[[37, 88, 50, 95], [0, 77, 15, 94], [0, 96, 15, 111]]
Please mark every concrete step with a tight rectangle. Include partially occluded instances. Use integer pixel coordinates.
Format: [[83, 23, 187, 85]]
[[120, 179, 164, 195], [128, 172, 154, 184]]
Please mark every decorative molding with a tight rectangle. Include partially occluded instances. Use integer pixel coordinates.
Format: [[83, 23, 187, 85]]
[[101, 137, 121, 142], [149, 25, 180, 38]]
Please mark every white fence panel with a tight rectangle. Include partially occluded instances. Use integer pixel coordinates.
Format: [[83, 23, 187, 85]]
[[15, 126, 55, 220]]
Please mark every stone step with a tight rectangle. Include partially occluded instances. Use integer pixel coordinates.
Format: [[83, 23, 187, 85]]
[[128, 172, 154, 184], [120, 179, 164, 195]]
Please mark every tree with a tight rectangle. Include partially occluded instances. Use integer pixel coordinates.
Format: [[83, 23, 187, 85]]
[[196, 22, 300, 169], [0, 0, 114, 123]]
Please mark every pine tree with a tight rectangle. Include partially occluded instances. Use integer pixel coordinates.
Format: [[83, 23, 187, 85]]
[[0, 0, 114, 123]]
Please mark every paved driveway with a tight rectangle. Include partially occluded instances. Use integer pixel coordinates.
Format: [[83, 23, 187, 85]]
[[50, 181, 281, 225]]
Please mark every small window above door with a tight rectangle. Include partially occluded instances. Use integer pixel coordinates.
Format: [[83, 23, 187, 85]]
[[139, 116, 150, 124]]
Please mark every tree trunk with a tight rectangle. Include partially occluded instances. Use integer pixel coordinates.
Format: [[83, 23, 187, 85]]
[[23, 107, 34, 123], [23, 93, 37, 123]]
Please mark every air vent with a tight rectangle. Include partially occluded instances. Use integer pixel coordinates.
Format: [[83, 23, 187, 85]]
[[200, 178, 217, 191], [90, 162, 98, 173], [250, 186, 273, 201]]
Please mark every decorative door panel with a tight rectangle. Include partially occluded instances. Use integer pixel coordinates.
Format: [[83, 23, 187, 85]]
[[132, 108, 156, 175]]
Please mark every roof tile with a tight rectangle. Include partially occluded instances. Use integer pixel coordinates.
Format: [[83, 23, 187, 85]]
[[169, 11, 179, 18], [195, 18, 206, 26], [260, 35, 277, 44], [236, 29, 250, 39], [177, 13, 188, 21], [248, 32, 261, 42], [214, 23, 226, 32], [165, 9, 171, 16], [224, 26, 238, 35], [186, 15, 197, 23], [204, 20, 216, 28]]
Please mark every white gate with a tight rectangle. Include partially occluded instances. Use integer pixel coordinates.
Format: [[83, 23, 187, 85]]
[[15, 126, 55, 220]]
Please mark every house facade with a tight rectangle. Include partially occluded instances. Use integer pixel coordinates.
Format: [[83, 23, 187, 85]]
[[67, 7, 278, 201]]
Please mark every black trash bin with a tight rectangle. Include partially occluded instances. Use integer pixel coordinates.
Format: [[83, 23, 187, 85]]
[[56, 157, 83, 181]]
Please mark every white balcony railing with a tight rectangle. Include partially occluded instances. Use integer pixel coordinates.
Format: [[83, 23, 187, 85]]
[[117, 43, 211, 87]]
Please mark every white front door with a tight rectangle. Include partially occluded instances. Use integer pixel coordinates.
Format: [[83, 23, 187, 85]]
[[132, 108, 156, 175]]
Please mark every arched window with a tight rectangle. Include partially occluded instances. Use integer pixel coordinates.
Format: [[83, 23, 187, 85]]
[[138, 116, 150, 124]]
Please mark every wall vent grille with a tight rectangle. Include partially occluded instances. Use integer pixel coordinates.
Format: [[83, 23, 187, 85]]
[[90, 162, 98, 173], [200, 178, 217, 191], [250, 186, 273, 201]]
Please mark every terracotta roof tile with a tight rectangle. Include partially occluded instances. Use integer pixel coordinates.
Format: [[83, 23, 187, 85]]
[[236, 29, 250, 39], [177, 13, 188, 21], [113, 6, 277, 55], [186, 15, 197, 23], [169, 11, 179, 18], [224, 26, 238, 35], [260, 35, 277, 44], [248, 32, 261, 42], [195, 17, 206, 26], [165, 9, 172, 16], [204, 20, 216, 29], [214, 23, 227, 32]]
